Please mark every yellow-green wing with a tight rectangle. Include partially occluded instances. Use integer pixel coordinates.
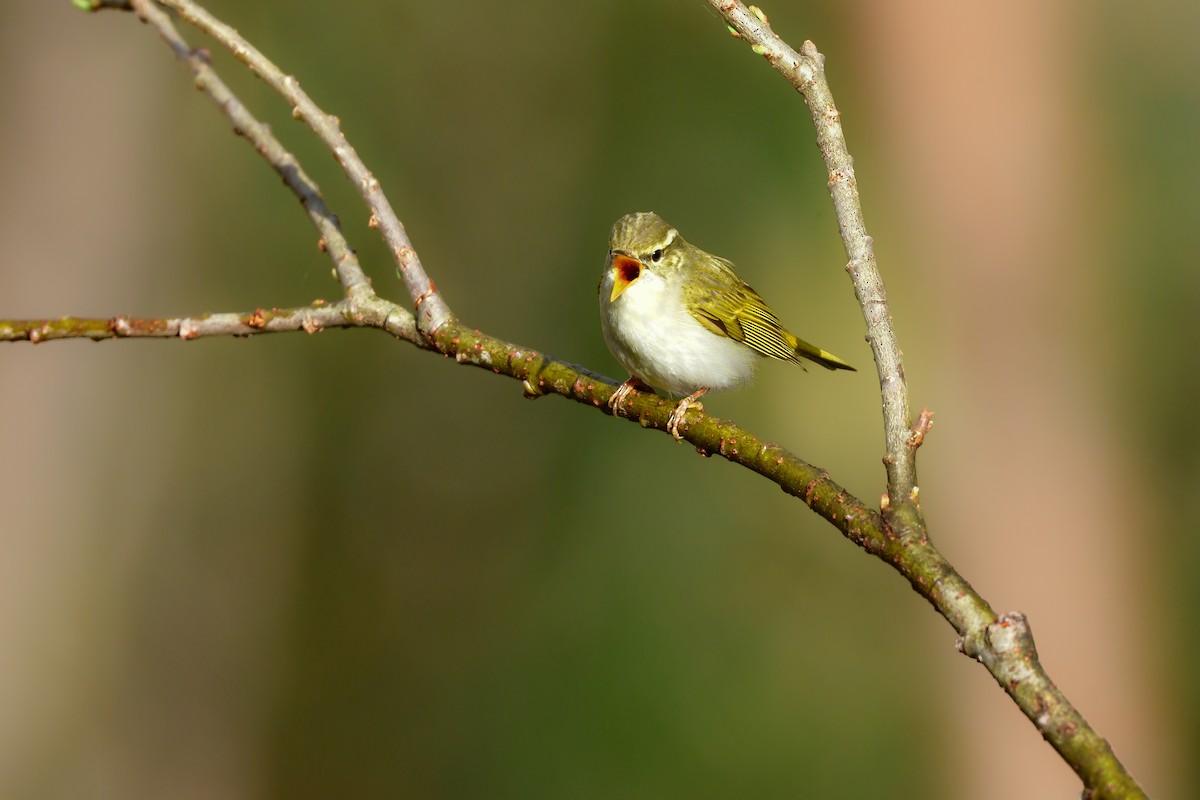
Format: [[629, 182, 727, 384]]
[[683, 255, 795, 359], [685, 255, 855, 372]]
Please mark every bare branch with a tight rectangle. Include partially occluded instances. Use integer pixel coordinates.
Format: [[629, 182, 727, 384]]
[[709, 3, 1147, 798], [711, 2, 914, 510], [0, 297, 418, 344], [128, 0, 378, 304], [151, 0, 453, 335]]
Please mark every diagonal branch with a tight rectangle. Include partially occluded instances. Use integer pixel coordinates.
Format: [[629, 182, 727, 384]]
[[0, 304, 878, 551], [712, 1, 915, 512], [127, 0, 378, 305], [709, 3, 1147, 799], [151, 0, 453, 336]]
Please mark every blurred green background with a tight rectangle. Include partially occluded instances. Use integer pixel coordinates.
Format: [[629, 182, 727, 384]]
[[0, 1, 1192, 798]]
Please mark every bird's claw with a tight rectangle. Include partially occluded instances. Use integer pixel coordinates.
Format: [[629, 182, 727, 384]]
[[609, 376, 651, 416], [666, 389, 709, 441]]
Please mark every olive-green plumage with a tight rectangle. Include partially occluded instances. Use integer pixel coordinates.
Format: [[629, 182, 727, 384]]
[[605, 211, 856, 372], [599, 211, 855, 439]]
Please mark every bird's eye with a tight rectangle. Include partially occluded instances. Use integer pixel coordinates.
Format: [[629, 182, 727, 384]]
[[651, 248, 663, 263]]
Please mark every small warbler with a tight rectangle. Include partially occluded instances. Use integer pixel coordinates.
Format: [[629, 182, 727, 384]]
[[599, 211, 855, 439]]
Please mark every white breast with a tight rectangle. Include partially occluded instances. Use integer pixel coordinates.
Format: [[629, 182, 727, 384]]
[[599, 268, 759, 396]]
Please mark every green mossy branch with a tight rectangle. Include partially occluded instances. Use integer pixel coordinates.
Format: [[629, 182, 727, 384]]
[[429, 320, 882, 542], [0, 292, 1146, 800]]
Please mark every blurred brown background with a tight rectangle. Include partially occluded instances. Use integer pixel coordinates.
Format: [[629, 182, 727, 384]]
[[0, 1, 1192, 798]]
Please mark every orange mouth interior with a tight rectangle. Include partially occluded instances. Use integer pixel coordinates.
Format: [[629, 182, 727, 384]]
[[610, 254, 643, 301]]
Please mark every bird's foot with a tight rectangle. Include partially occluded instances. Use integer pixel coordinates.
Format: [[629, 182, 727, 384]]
[[667, 388, 709, 441], [609, 376, 653, 416]]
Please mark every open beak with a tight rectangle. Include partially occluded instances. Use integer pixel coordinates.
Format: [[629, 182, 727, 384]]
[[609, 253, 644, 302]]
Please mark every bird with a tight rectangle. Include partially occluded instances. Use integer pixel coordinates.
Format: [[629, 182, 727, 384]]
[[598, 211, 855, 440]]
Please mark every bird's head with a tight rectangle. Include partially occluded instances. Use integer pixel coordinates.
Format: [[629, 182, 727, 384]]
[[605, 211, 684, 302]]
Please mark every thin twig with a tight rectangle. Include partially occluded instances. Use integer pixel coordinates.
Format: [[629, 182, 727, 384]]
[[72, 0, 132, 10], [0, 298, 417, 344], [152, 0, 453, 336], [908, 407, 934, 449], [709, 3, 1147, 799], [128, 0, 378, 305], [712, 1, 914, 511]]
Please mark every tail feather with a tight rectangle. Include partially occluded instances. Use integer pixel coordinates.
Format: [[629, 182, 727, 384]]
[[793, 338, 856, 371]]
